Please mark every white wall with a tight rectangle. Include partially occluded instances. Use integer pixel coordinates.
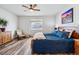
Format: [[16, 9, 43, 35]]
[[0, 7, 18, 38], [18, 16, 56, 35], [55, 5, 79, 27]]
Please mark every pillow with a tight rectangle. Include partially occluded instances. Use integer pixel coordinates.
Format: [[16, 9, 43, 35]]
[[55, 31, 69, 38], [68, 30, 73, 38], [16, 30, 22, 35], [52, 31, 58, 35], [50, 31, 59, 37], [55, 31, 64, 38], [62, 32, 70, 39]]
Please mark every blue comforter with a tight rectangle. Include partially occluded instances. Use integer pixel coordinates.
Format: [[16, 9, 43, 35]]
[[32, 31, 74, 54], [32, 39, 74, 54]]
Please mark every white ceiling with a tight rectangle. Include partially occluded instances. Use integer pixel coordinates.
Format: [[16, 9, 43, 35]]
[[0, 4, 75, 16]]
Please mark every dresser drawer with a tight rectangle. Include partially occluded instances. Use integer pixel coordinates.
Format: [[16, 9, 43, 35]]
[[0, 32, 11, 45], [0, 35, 3, 45]]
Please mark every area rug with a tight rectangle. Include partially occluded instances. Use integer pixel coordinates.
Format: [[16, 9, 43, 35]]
[[0, 39, 28, 55]]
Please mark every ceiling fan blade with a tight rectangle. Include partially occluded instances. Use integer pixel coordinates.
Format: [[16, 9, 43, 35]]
[[22, 5, 29, 9], [32, 4, 37, 8], [22, 4, 40, 11], [32, 9, 40, 11]]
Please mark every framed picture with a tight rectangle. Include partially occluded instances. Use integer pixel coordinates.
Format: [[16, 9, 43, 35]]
[[61, 8, 73, 24], [31, 21, 43, 30]]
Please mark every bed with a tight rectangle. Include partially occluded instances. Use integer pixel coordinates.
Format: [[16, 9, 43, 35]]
[[32, 30, 75, 54]]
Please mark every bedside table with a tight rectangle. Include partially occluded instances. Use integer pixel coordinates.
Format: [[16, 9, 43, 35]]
[[74, 39, 79, 55]]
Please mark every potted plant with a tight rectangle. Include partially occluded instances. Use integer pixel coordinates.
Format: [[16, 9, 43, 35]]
[[0, 18, 8, 32]]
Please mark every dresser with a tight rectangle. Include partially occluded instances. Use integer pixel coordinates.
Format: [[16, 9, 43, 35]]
[[0, 31, 11, 45], [74, 39, 79, 55]]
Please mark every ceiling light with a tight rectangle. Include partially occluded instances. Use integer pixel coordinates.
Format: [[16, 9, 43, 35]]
[[30, 9, 34, 12]]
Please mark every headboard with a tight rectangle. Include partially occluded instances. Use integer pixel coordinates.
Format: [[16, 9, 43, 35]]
[[58, 26, 77, 32], [58, 26, 79, 39], [71, 31, 79, 39]]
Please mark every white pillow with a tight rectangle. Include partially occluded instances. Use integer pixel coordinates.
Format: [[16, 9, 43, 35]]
[[65, 29, 73, 38], [68, 30, 73, 38], [16, 30, 22, 35]]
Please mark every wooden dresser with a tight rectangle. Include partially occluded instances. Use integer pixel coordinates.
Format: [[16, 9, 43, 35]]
[[74, 39, 79, 55], [0, 31, 11, 45]]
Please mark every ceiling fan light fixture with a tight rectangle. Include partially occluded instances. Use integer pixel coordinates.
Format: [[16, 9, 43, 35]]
[[22, 4, 40, 12], [30, 9, 34, 12]]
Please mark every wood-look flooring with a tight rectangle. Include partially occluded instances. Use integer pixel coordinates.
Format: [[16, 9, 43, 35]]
[[0, 38, 31, 55]]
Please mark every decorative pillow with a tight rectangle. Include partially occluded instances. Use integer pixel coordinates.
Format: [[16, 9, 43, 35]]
[[55, 31, 64, 38], [54, 31, 69, 38], [68, 31, 73, 38], [51, 31, 58, 35], [62, 32, 70, 39], [16, 30, 23, 35]]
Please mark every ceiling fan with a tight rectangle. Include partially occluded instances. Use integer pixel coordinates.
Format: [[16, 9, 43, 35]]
[[22, 4, 40, 11]]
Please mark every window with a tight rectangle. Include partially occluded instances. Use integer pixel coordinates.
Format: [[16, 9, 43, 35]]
[[31, 21, 43, 30]]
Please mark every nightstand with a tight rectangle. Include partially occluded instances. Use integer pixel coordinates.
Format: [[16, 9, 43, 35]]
[[74, 39, 79, 55]]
